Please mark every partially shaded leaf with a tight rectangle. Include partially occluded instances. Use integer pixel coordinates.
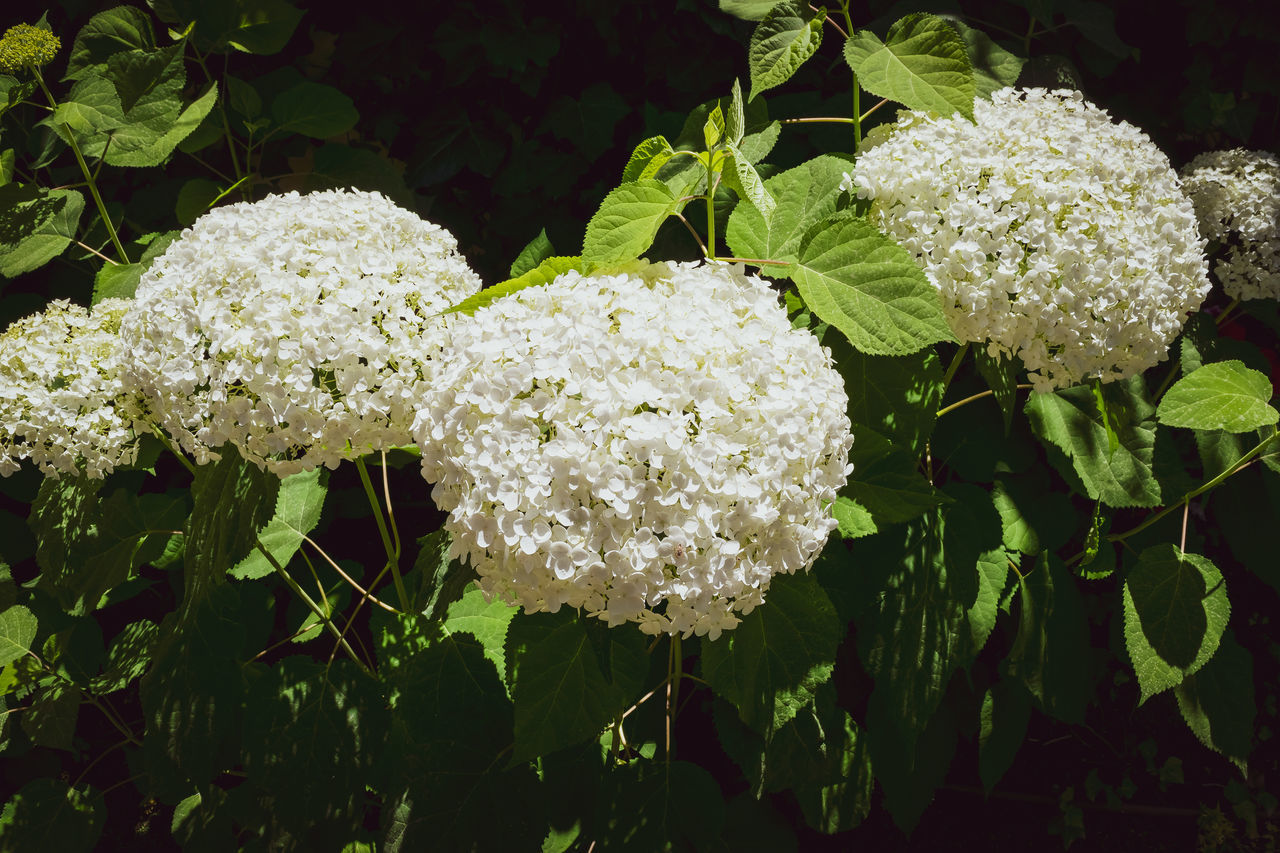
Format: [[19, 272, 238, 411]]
[[1124, 544, 1230, 703], [1158, 360, 1278, 433], [700, 571, 841, 735], [446, 256, 582, 316], [231, 468, 327, 580], [582, 181, 680, 266]]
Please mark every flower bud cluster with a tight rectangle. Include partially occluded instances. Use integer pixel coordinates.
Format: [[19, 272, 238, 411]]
[[120, 189, 481, 474], [850, 87, 1211, 391], [1179, 149, 1280, 302], [0, 23, 60, 74], [1, 298, 142, 478], [413, 261, 853, 639]]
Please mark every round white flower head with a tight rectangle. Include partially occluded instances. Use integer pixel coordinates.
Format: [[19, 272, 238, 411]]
[[1179, 148, 1280, 301], [413, 260, 853, 640], [1, 298, 142, 478], [120, 189, 482, 474], [851, 88, 1211, 391]]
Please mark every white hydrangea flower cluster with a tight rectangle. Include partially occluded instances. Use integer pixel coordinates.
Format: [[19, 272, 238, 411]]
[[120, 189, 482, 475], [850, 87, 1211, 391], [1, 298, 142, 478], [413, 261, 853, 639], [1179, 149, 1280, 301]]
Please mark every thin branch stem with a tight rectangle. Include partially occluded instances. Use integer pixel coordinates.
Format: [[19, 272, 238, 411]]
[[781, 116, 857, 125], [33, 69, 130, 264], [299, 533, 398, 613], [937, 384, 1035, 417], [254, 539, 371, 673], [673, 211, 709, 257], [715, 256, 791, 267], [1109, 431, 1279, 545], [939, 343, 970, 399], [355, 457, 409, 611]]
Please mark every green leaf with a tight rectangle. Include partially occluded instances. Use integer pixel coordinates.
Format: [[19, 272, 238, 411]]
[[374, 609, 543, 852], [843, 427, 949, 526], [0, 183, 67, 250], [1006, 553, 1091, 723], [979, 680, 1031, 793], [832, 496, 876, 539], [0, 779, 104, 851], [270, 81, 358, 139], [230, 467, 327, 580], [973, 349, 1021, 431], [0, 604, 37, 669], [748, 0, 825, 100], [596, 761, 725, 852], [1025, 376, 1163, 508], [700, 571, 841, 735], [175, 177, 221, 226], [621, 136, 676, 184], [726, 79, 746, 145], [581, 180, 680, 266], [151, 0, 304, 55], [856, 515, 967, 829], [1175, 632, 1253, 773], [90, 619, 159, 694], [946, 19, 1024, 100], [788, 214, 955, 356], [544, 81, 629, 161], [44, 76, 123, 152], [703, 104, 726, 149], [845, 13, 976, 120], [722, 144, 775, 217], [91, 230, 177, 303], [241, 657, 388, 842], [725, 154, 853, 265], [0, 148, 13, 184], [181, 453, 279, 623], [407, 530, 470, 620], [509, 228, 554, 278], [991, 474, 1074, 556], [442, 585, 516, 682], [107, 81, 219, 167], [834, 340, 943, 457], [30, 478, 188, 615], [506, 609, 638, 760], [66, 5, 157, 78], [20, 681, 81, 750], [1123, 544, 1230, 704], [719, 0, 780, 21], [305, 143, 411, 204], [446, 256, 582, 316], [1158, 360, 1278, 433], [141, 586, 249, 794], [0, 190, 85, 278]]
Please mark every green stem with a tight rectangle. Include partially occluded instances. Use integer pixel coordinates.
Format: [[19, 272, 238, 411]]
[[33, 69, 130, 264], [254, 539, 371, 674], [705, 156, 718, 260], [150, 424, 197, 476], [355, 456, 409, 611], [667, 634, 682, 764], [936, 384, 1036, 418], [938, 342, 970, 400], [839, 0, 860, 150], [781, 117, 857, 125], [1109, 430, 1279, 545], [191, 48, 249, 198], [1215, 297, 1242, 327]]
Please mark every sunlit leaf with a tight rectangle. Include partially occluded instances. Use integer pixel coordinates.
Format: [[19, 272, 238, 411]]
[[845, 13, 975, 120]]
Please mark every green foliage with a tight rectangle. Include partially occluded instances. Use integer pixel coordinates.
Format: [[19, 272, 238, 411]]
[[701, 571, 841, 735], [506, 608, 646, 760], [230, 467, 327, 580], [2, 1, 1275, 847], [1158, 360, 1279, 432], [845, 14, 976, 120], [1123, 544, 1230, 704], [748, 0, 825, 100], [581, 180, 680, 266], [1026, 377, 1163, 508], [787, 213, 955, 356]]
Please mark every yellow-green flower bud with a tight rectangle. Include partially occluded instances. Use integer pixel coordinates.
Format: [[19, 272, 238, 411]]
[[0, 23, 61, 75]]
